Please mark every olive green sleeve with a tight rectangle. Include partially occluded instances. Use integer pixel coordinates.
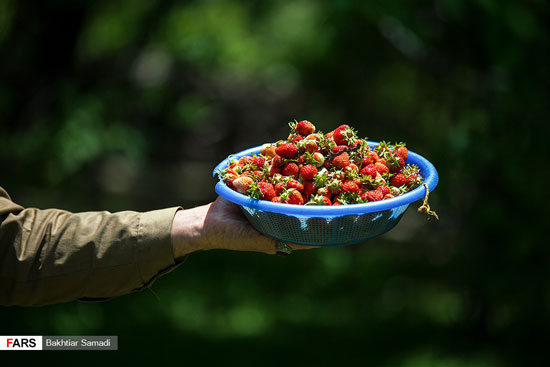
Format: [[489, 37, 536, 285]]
[[0, 186, 183, 306]]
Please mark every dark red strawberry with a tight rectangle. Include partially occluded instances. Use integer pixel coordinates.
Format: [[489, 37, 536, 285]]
[[275, 143, 298, 159], [332, 145, 348, 154], [274, 182, 285, 195], [390, 173, 407, 187], [272, 155, 284, 167], [300, 164, 318, 180], [303, 180, 318, 196], [361, 151, 379, 167]]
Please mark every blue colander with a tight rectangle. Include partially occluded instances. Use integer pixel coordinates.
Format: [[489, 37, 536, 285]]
[[213, 142, 438, 246]]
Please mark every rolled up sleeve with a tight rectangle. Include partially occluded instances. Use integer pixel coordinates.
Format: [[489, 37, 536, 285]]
[[0, 186, 183, 306]]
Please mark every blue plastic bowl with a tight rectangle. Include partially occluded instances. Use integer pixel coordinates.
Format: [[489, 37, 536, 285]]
[[213, 142, 438, 246]]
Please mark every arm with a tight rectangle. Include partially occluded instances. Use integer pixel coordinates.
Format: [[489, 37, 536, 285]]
[[0, 187, 306, 306]]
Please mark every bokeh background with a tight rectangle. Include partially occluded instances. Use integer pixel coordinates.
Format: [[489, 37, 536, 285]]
[[1, 0, 548, 365]]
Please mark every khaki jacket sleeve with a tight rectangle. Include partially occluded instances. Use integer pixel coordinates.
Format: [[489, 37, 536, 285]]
[[0, 186, 183, 306]]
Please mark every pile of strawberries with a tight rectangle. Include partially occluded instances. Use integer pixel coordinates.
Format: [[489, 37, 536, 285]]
[[218, 121, 423, 205]]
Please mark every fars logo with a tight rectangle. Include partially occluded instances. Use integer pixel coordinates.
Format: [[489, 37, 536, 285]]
[[0, 336, 42, 351]]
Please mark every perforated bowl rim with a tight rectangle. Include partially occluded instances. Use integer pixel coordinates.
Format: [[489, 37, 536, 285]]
[[213, 141, 438, 217]]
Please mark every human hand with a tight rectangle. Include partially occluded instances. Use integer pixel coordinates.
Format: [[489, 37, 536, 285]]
[[171, 196, 316, 258]]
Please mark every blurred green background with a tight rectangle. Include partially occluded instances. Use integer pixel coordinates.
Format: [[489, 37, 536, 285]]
[[0, 0, 548, 365]]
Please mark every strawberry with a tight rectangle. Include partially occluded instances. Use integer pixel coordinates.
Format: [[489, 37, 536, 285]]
[[306, 194, 331, 205], [258, 182, 275, 201], [312, 152, 325, 167], [361, 151, 379, 167], [304, 140, 318, 153], [282, 162, 299, 177], [274, 182, 285, 195], [361, 189, 383, 202], [260, 144, 276, 158], [300, 164, 318, 180], [249, 181, 276, 201], [332, 124, 350, 145], [271, 196, 283, 203], [303, 180, 318, 196], [385, 152, 405, 173], [287, 179, 304, 192], [232, 176, 253, 194], [384, 194, 394, 199], [390, 173, 407, 187], [253, 156, 266, 168], [377, 185, 391, 196], [327, 178, 343, 195], [332, 152, 350, 169], [341, 180, 360, 193], [394, 143, 408, 160], [374, 162, 389, 175], [272, 155, 284, 167], [291, 135, 303, 144], [275, 143, 298, 159], [360, 164, 377, 179], [282, 189, 304, 205], [269, 164, 281, 176], [332, 145, 348, 154], [296, 120, 316, 136]]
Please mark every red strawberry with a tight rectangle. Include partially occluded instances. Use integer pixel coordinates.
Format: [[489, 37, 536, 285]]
[[386, 153, 405, 173], [258, 182, 275, 201], [282, 162, 299, 177], [274, 182, 285, 195], [287, 179, 304, 192], [384, 194, 394, 199], [390, 173, 407, 187], [271, 196, 283, 203], [361, 151, 378, 167], [332, 124, 350, 145], [332, 145, 348, 154], [374, 162, 389, 175], [284, 189, 304, 205], [377, 185, 391, 196], [303, 180, 318, 196], [275, 143, 298, 159], [361, 189, 383, 202], [272, 155, 284, 167], [395, 145, 408, 160], [269, 165, 281, 176], [341, 180, 360, 193], [296, 120, 316, 136], [254, 156, 266, 168], [291, 135, 303, 144], [232, 176, 253, 194], [300, 164, 318, 180], [332, 152, 350, 169], [360, 164, 377, 179]]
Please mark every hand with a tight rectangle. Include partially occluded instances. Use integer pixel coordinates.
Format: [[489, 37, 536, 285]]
[[171, 196, 315, 258]]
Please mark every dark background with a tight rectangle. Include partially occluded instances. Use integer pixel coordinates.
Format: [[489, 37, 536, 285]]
[[1, 0, 548, 365]]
